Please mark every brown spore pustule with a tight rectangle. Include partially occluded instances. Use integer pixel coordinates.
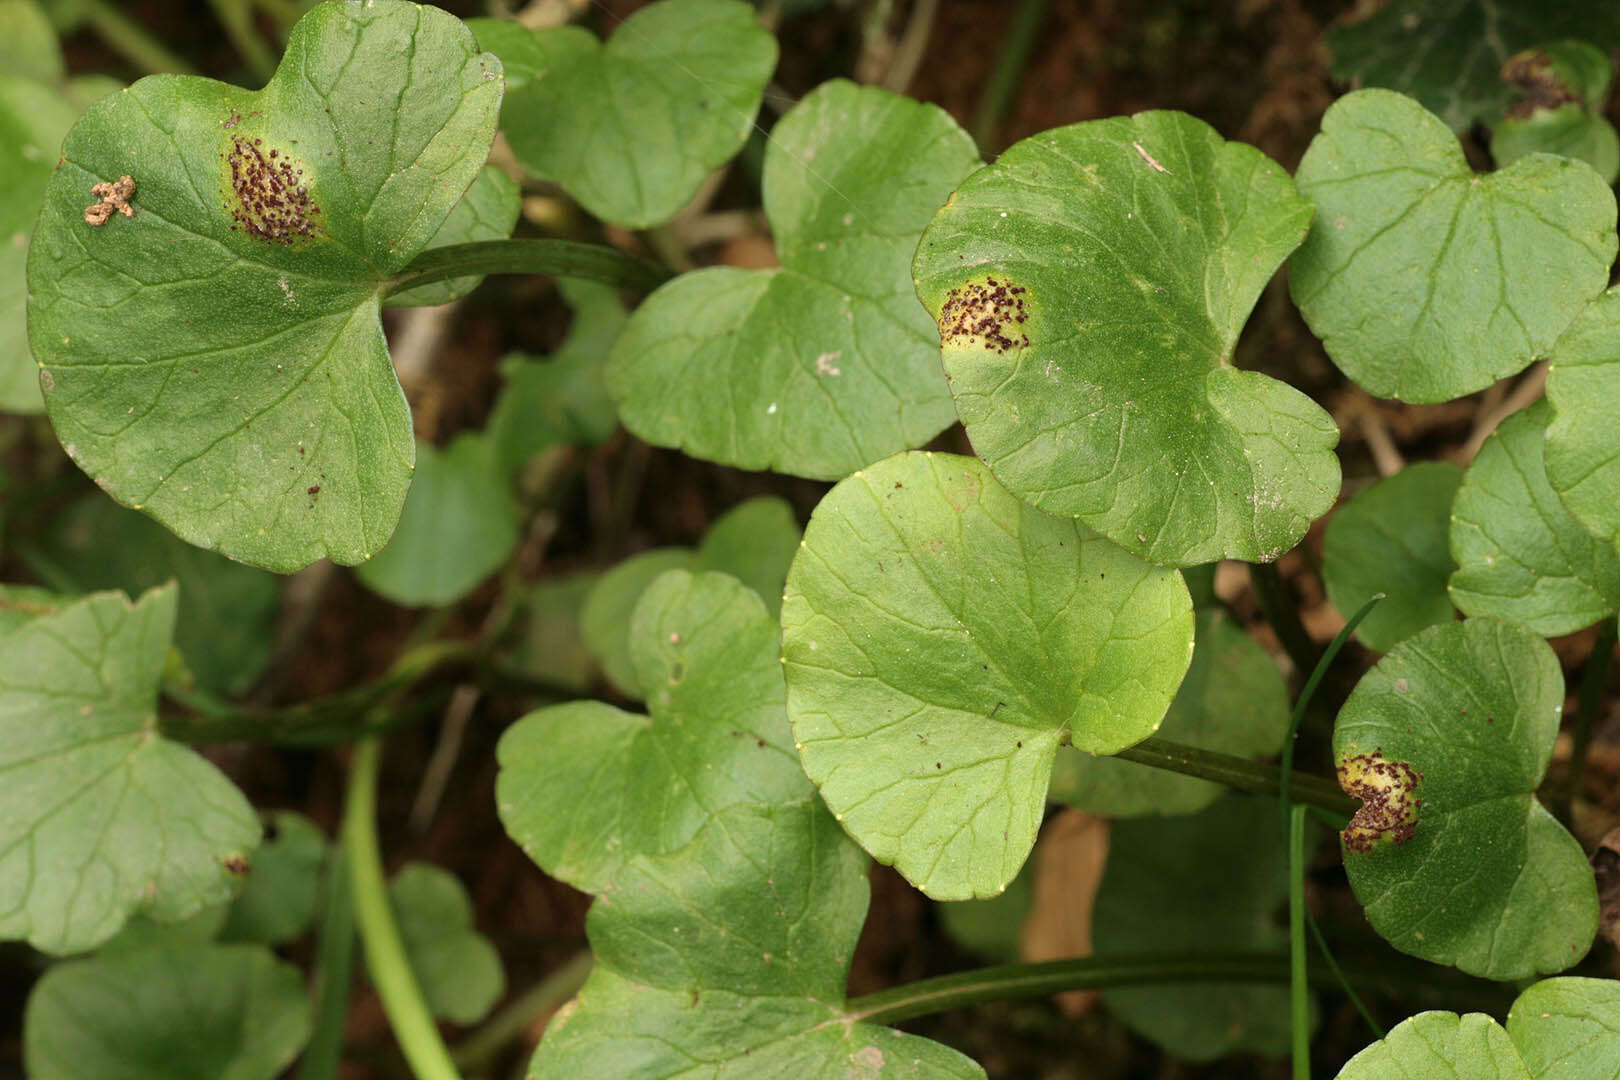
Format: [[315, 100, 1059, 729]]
[[225, 135, 322, 245], [1338, 749, 1423, 854], [938, 275, 1031, 354]]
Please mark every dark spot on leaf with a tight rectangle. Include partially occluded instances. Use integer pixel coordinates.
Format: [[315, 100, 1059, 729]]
[[307, 485, 320, 495], [226, 136, 322, 244], [935, 762, 942, 769], [1501, 48, 1581, 117], [937, 275, 1031, 354], [221, 853, 250, 876], [756, 738, 766, 748], [1338, 749, 1423, 854]]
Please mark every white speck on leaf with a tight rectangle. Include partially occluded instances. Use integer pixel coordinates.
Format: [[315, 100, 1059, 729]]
[[767, 402, 778, 414], [815, 351, 842, 376]]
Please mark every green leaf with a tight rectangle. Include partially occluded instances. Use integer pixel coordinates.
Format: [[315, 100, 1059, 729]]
[[1334, 618, 1596, 979], [608, 78, 979, 480], [532, 801, 983, 1079], [1334, 1012, 1530, 1080], [1322, 462, 1462, 652], [1546, 287, 1620, 549], [488, 277, 625, 475], [0, 0, 63, 84], [1095, 794, 1300, 1061], [0, 583, 61, 634], [1507, 976, 1620, 1078], [0, 586, 261, 954], [218, 811, 326, 946], [580, 495, 802, 697], [499, 570, 811, 894], [1049, 607, 1289, 817], [1492, 43, 1620, 183], [1450, 401, 1620, 635], [98, 904, 230, 953], [501, 572, 600, 694], [354, 433, 520, 607], [27, 0, 503, 571], [1290, 89, 1617, 404], [498, 0, 776, 228], [0, 74, 77, 413], [24, 943, 311, 1080], [388, 862, 504, 1026], [383, 165, 521, 309], [914, 110, 1337, 566], [1492, 104, 1620, 185], [781, 452, 1193, 900], [1325, 0, 1620, 132], [31, 491, 280, 696]]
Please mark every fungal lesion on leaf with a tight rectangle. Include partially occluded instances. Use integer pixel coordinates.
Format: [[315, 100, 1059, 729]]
[[937, 275, 1031, 355], [222, 134, 323, 245], [84, 175, 136, 225], [1337, 749, 1423, 854]]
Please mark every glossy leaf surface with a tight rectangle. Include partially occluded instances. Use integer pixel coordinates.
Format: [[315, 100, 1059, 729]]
[[782, 452, 1193, 899], [1322, 462, 1462, 652], [1049, 607, 1288, 817], [27, 0, 503, 571], [1450, 401, 1620, 635], [1334, 618, 1595, 978], [498, 0, 775, 228], [914, 110, 1336, 565], [532, 801, 983, 1079], [0, 586, 260, 954], [1291, 89, 1616, 403], [500, 571, 810, 893], [609, 79, 979, 480], [24, 943, 310, 1080]]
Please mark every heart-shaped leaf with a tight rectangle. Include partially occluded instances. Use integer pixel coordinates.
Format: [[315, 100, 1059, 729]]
[[1546, 287, 1620, 549], [1291, 89, 1617, 403], [1325, 0, 1620, 132], [1322, 462, 1462, 652], [388, 862, 504, 1025], [1507, 976, 1620, 1077], [1450, 401, 1620, 635], [913, 110, 1337, 566], [0, 585, 261, 954], [354, 434, 520, 608], [24, 943, 310, 1080], [608, 78, 979, 480], [1335, 1011, 1530, 1080], [499, 570, 810, 893], [1095, 795, 1302, 1060], [495, 0, 776, 229], [781, 452, 1193, 899], [532, 800, 983, 1079], [1049, 607, 1289, 817], [27, 0, 503, 571], [1334, 617, 1596, 979]]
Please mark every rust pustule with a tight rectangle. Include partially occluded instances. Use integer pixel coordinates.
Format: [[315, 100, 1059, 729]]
[[1338, 749, 1422, 854], [226, 135, 321, 244], [938, 275, 1031, 354]]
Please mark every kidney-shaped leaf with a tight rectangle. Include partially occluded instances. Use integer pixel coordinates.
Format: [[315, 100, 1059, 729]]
[[1507, 976, 1620, 1078], [1450, 401, 1620, 636], [533, 800, 983, 1079], [1323, 462, 1462, 652], [0, 586, 261, 954], [781, 452, 1193, 900], [1334, 618, 1596, 979], [1291, 89, 1617, 404], [1547, 287, 1620, 550], [27, 0, 503, 571], [609, 78, 980, 480], [24, 942, 310, 1080], [388, 862, 504, 1026], [498, 0, 775, 229], [914, 110, 1337, 566], [499, 570, 810, 894], [1335, 1011, 1530, 1080]]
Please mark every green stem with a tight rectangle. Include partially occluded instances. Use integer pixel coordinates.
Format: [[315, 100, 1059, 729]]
[[386, 239, 673, 298], [79, 0, 200, 75], [1307, 909, 1382, 1039], [344, 739, 463, 1080], [970, 0, 1049, 153], [1289, 804, 1310, 1080], [1114, 736, 1356, 818], [1249, 562, 1321, 682], [1280, 594, 1382, 817], [451, 952, 594, 1072], [208, 0, 278, 83], [1563, 617, 1617, 821], [299, 846, 356, 1080]]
